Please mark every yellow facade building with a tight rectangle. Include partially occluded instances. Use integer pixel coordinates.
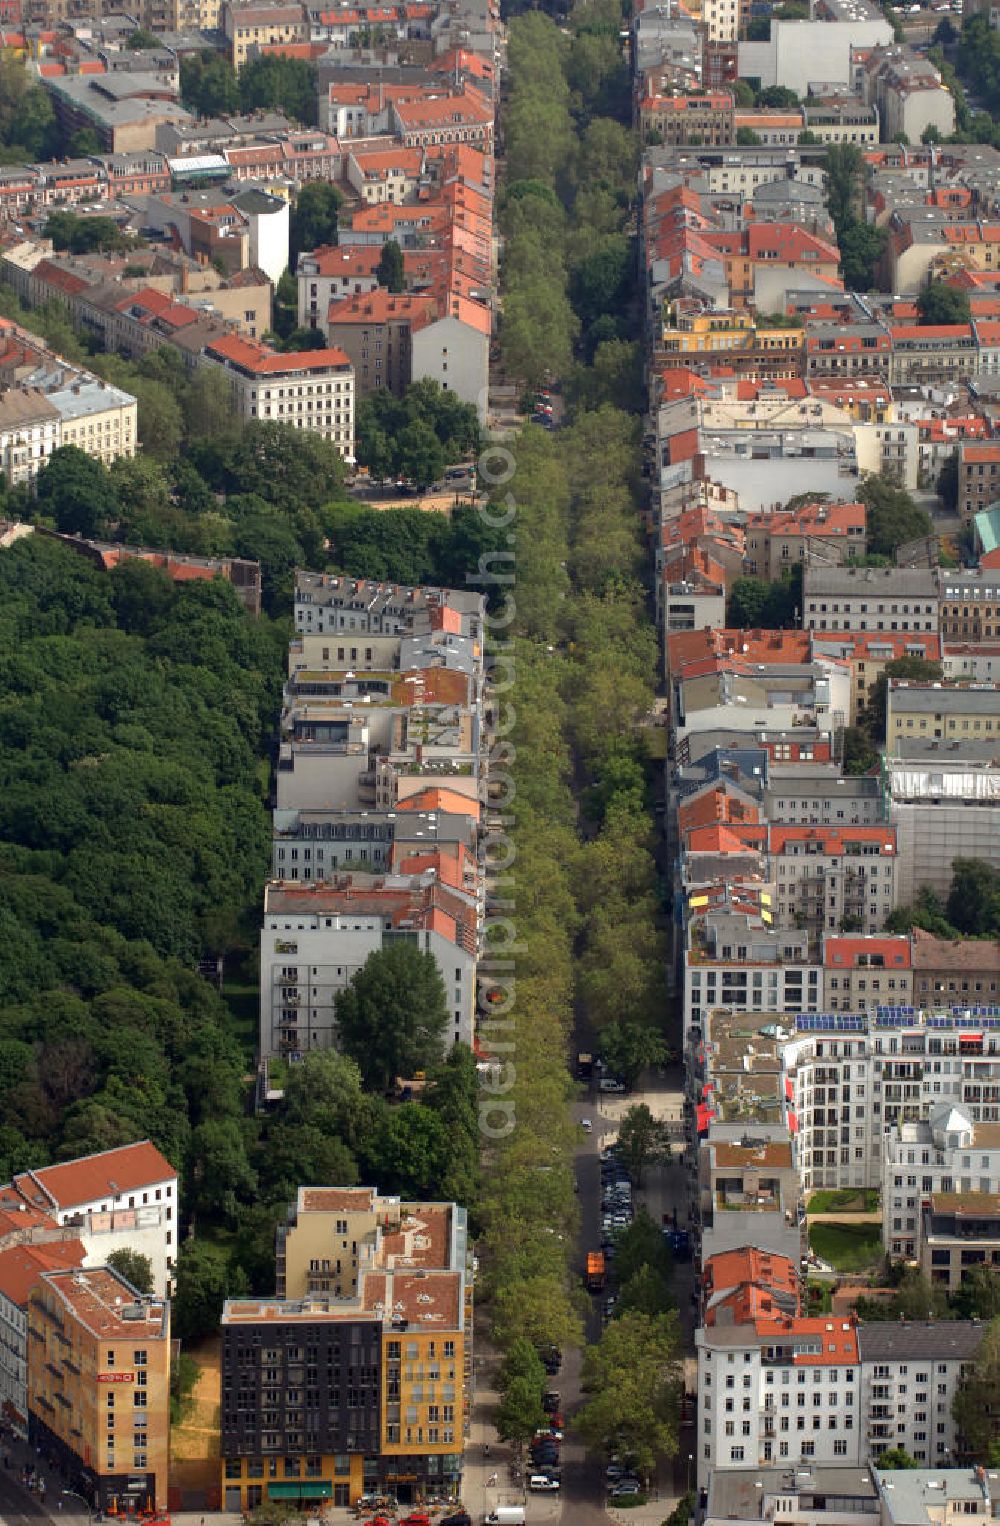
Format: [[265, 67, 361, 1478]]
[[28, 1266, 170, 1515], [220, 1187, 471, 1511]]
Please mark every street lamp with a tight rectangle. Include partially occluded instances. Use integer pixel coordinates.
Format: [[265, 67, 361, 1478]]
[[62, 1488, 95, 1521], [686, 1454, 693, 1495]]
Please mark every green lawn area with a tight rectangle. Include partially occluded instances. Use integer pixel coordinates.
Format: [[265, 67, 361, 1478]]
[[809, 1221, 883, 1272], [807, 1188, 879, 1214]]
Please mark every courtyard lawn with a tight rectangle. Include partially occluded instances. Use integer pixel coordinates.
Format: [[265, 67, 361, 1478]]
[[807, 1188, 879, 1214], [808, 1220, 883, 1272]]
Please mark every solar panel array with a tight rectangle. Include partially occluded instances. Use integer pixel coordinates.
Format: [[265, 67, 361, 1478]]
[[793, 1006, 1000, 1034]]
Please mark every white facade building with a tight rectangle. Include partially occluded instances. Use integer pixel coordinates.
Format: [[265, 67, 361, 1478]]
[[204, 335, 355, 459], [881, 1103, 1000, 1260], [259, 878, 479, 1058], [5, 1142, 178, 1296]]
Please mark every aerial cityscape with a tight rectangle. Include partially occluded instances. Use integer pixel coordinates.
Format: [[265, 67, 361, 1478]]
[[1, 0, 1000, 1522]]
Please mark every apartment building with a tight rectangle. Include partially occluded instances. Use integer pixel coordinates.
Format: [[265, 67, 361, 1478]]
[[888, 749, 1000, 902], [259, 877, 479, 1057], [684, 913, 823, 1039], [911, 930, 1000, 1010], [958, 441, 1000, 524], [0, 389, 60, 487], [810, 631, 942, 724], [802, 566, 940, 633], [801, 100, 880, 144], [857, 1322, 982, 1465], [939, 572, 1000, 645], [220, 1185, 471, 1510], [223, 0, 309, 66], [271, 806, 476, 881], [5, 1142, 179, 1296], [293, 574, 483, 641], [640, 91, 735, 147], [204, 336, 355, 460], [28, 1266, 170, 1513], [697, 1131, 804, 1265], [0, 1241, 86, 1439], [823, 935, 913, 1013], [768, 825, 898, 940], [785, 1009, 1000, 1195], [49, 377, 138, 467], [882, 1103, 1000, 1261], [695, 1314, 861, 1486], [325, 289, 436, 399], [889, 325, 978, 387], [762, 771, 884, 828], [742, 502, 866, 581], [921, 1193, 1000, 1291], [297, 246, 383, 331], [0, 323, 137, 488], [886, 680, 1000, 747]]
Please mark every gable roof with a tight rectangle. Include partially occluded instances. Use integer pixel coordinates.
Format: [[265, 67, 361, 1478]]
[[10, 1141, 176, 1212]]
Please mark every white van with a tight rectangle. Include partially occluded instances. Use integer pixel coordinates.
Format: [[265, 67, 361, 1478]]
[[485, 1510, 526, 1526]]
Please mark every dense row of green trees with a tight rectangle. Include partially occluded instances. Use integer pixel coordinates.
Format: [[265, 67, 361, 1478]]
[[499, 6, 639, 388], [354, 379, 482, 488], [0, 311, 494, 614], [180, 51, 317, 126], [824, 144, 887, 292], [486, 8, 675, 1463], [0, 540, 281, 1250], [0, 534, 488, 1339], [887, 858, 1000, 941]]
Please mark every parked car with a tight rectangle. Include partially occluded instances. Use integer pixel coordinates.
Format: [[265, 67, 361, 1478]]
[[599, 1077, 627, 1093], [529, 1476, 560, 1492], [538, 1345, 561, 1374], [542, 1391, 561, 1413], [580, 1118, 593, 1133], [611, 1481, 642, 1498]]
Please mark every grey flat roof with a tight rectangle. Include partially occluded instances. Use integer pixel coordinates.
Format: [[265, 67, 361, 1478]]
[[707, 1465, 877, 1523], [804, 566, 940, 596], [701, 1212, 801, 1263], [889, 683, 1000, 715], [875, 1468, 998, 1525], [894, 737, 1000, 762], [765, 770, 880, 798], [857, 1320, 985, 1362]]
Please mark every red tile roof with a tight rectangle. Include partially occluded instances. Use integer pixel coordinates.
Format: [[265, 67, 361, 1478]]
[[11, 1142, 175, 1211], [0, 1240, 86, 1310], [768, 825, 897, 856], [823, 934, 911, 969], [206, 334, 351, 374]]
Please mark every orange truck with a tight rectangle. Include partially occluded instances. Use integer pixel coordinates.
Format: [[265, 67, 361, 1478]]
[[586, 1251, 605, 1292]]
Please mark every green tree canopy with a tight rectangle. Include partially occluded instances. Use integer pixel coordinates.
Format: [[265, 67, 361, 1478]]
[[947, 859, 1000, 937], [376, 239, 405, 293], [616, 1103, 667, 1187], [860, 476, 933, 557], [577, 1310, 683, 1480], [290, 180, 343, 267], [953, 1316, 1000, 1460], [106, 1247, 155, 1294], [335, 944, 449, 1091], [36, 446, 118, 538], [599, 1020, 668, 1090], [916, 279, 971, 326]]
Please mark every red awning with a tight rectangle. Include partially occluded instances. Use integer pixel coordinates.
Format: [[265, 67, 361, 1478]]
[[786, 1109, 799, 1134], [702, 1081, 715, 1097], [784, 1077, 794, 1101], [960, 1033, 983, 1043], [696, 1103, 715, 1132]]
